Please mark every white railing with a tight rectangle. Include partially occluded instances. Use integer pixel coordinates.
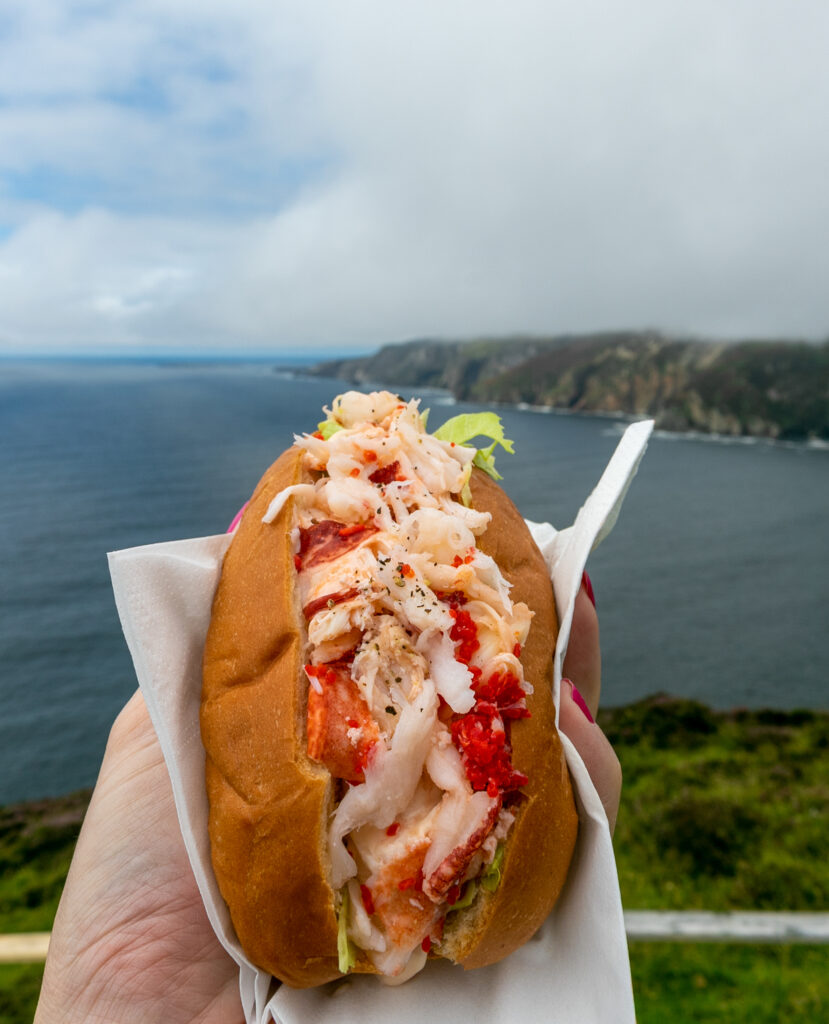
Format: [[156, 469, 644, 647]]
[[0, 932, 50, 963], [624, 911, 829, 943]]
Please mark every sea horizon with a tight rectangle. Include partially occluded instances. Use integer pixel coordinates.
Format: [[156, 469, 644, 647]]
[[1, 358, 827, 804]]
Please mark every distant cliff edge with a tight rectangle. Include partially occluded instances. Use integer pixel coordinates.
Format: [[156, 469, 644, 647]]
[[309, 332, 829, 441]]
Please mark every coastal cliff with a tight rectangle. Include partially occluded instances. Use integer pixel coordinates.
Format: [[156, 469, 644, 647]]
[[310, 332, 829, 441]]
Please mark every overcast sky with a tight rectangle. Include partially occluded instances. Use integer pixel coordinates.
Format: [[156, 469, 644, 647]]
[[1, 0, 827, 355]]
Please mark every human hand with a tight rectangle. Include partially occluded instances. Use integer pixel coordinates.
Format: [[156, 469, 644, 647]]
[[34, 690, 243, 1024], [559, 572, 622, 834]]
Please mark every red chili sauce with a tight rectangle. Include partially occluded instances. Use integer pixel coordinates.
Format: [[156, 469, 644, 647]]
[[444, 591, 529, 798]]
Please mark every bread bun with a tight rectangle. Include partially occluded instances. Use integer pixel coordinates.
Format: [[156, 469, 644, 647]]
[[201, 399, 578, 987]]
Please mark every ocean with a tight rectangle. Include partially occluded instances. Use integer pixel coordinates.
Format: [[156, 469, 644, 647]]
[[1, 358, 827, 804]]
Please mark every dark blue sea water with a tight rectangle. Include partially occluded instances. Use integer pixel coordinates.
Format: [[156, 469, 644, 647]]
[[1, 358, 827, 804]]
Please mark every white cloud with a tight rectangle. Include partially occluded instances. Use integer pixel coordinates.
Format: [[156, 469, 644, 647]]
[[1, 0, 828, 352]]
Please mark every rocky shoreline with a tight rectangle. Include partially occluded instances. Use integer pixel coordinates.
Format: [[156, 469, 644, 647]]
[[309, 332, 829, 442]]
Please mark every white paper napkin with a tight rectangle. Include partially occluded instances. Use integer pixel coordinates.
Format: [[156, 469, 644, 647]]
[[108, 418, 653, 1024]]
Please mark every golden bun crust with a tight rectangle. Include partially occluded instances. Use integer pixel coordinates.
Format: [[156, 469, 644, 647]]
[[201, 448, 344, 987], [201, 453, 578, 987]]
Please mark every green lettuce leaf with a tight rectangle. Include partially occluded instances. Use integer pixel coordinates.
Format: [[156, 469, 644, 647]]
[[337, 886, 356, 974], [480, 843, 505, 893], [433, 412, 515, 481], [447, 879, 479, 912], [317, 418, 343, 440]]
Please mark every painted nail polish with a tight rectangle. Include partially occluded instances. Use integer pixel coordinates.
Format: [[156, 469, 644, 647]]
[[226, 502, 249, 533], [581, 570, 596, 608], [563, 677, 595, 723]]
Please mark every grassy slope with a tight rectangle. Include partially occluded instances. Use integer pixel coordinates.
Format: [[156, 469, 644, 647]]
[[0, 790, 89, 935], [631, 945, 827, 1024], [1, 699, 827, 1022], [607, 698, 829, 1022], [604, 698, 829, 911], [0, 793, 88, 1023]]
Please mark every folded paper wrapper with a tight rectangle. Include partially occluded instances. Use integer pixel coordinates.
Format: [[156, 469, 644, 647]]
[[108, 418, 653, 1024]]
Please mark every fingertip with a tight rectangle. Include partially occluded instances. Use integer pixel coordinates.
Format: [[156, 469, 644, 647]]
[[571, 680, 595, 723], [581, 570, 596, 608], [226, 502, 248, 533], [559, 679, 622, 834], [559, 678, 591, 739], [562, 588, 601, 714]]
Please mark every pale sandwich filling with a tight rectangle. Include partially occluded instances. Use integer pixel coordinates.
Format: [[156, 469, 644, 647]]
[[263, 391, 533, 979]]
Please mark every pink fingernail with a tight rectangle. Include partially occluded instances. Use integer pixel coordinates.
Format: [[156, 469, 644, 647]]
[[563, 677, 595, 723], [581, 570, 596, 608], [226, 502, 249, 533]]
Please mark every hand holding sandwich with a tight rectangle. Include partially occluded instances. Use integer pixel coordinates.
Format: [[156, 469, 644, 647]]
[[35, 574, 618, 1023]]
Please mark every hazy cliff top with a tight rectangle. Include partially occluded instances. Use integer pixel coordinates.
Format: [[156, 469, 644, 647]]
[[310, 332, 829, 441]]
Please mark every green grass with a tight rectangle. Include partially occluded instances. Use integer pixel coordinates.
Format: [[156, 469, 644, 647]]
[[602, 698, 829, 913], [611, 698, 829, 1020], [630, 943, 828, 1023], [0, 964, 44, 1024], [0, 698, 827, 1022], [0, 790, 88, 935]]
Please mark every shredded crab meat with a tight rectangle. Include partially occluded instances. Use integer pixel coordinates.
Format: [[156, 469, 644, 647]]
[[402, 507, 477, 564], [422, 792, 501, 901], [262, 483, 317, 524], [351, 617, 428, 731], [415, 629, 476, 714], [329, 678, 439, 889], [265, 391, 536, 979]]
